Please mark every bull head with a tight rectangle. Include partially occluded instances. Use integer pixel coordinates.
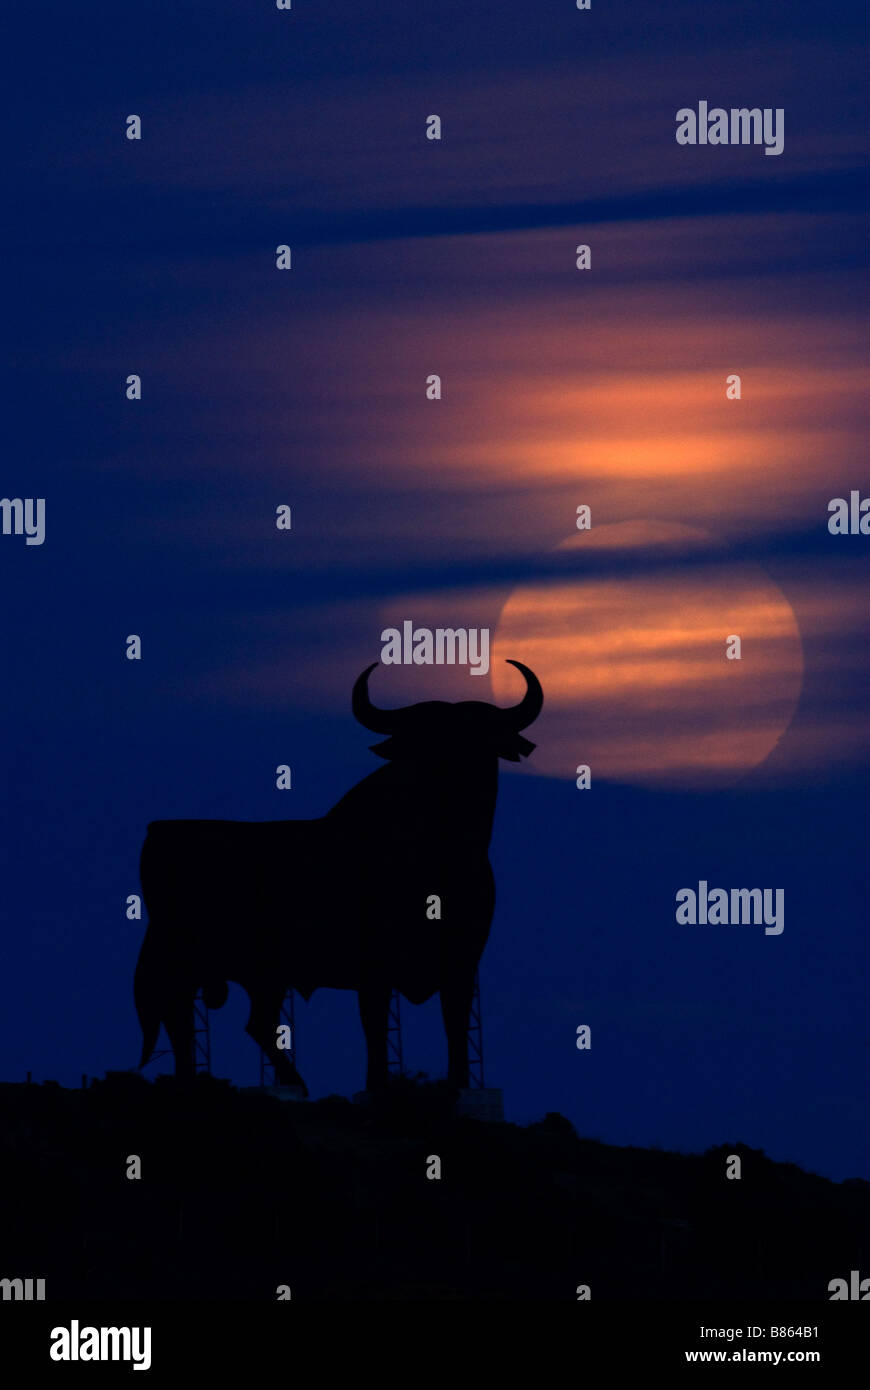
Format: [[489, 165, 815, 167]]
[[352, 660, 543, 761]]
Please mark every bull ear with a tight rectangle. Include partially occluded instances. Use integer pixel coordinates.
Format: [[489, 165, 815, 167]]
[[369, 737, 401, 760], [498, 734, 536, 761], [500, 661, 543, 731]]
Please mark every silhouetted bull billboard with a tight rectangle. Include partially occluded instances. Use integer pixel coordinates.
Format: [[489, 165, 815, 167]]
[[135, 660, 542, 1094]]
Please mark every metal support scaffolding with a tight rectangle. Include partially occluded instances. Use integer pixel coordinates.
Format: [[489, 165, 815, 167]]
[[136, 978, 485, 1092], [192, 991, 211, 1074], [387, 989, 404, 1076], [260, 989, 297, 1086], [138, 987, 212, 1075]]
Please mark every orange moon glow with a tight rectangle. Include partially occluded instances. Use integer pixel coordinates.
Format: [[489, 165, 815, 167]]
[[491, 521, 804, 788]]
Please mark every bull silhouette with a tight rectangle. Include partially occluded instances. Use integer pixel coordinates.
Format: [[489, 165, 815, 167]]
[[134, 659, 542, 1094]]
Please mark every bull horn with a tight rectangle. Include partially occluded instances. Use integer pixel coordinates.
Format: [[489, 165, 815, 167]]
[[352, 663, 407, 733], [501, 660, 544, 729]]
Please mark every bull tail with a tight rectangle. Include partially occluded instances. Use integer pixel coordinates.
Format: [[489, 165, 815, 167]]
[[134, 921, 165, 1069], [135, 920, 229, 1068]]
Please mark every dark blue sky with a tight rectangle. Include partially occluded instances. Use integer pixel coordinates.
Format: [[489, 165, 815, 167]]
[[3, 0, 868, 1180]]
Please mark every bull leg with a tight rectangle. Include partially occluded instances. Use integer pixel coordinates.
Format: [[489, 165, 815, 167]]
[[358, 984, 391, 1092], [245, 986, 309, 1096], [440, 969, 475, 1088], [163, 991, 196, 1081]]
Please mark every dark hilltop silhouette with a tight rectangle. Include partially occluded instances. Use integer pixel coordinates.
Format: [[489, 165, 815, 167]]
[[134, 661, 543, 1094], [2, 1072, 867, 1301]]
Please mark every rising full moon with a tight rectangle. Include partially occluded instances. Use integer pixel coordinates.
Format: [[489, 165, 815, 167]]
[[490, 521, 804, 788]]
